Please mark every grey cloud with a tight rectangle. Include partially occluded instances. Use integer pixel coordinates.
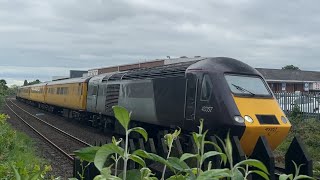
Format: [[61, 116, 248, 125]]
[[1, 0, 320, 86]]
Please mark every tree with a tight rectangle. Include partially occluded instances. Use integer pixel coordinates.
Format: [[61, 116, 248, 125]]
[[282, 65, 300, 70], [7, 85, 19, 96], [0, 79, 8, 96], [28, 79, 41, 85], [23, 79, 41, 86]]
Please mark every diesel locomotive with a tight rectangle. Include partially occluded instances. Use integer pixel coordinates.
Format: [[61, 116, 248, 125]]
[[17, 57, 291, 155]]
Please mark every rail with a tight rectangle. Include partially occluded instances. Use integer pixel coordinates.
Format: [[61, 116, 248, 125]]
[[5, 99, 92, 162]]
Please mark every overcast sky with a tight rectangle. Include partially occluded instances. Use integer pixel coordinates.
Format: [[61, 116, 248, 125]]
[[0, 0, 319, 86]]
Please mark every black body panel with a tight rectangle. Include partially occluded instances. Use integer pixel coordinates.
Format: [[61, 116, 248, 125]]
[[153, 77, 186, 128]]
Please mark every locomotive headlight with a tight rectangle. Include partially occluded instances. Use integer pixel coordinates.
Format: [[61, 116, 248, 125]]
[[281, 116, 288, 124], [244, 115, 254, 123], [234, 116, 244, 123]]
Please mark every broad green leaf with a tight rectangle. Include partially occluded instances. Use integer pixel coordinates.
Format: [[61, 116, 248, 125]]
[[249, 170, 270, 180], [234, 159, 269, 174], [94, 144, 124, 171], [74, 146, 100, 162], [180, 153, 197, 162], [129, 154, 146, 167], [133, 149, 172, 170], [129, 127, 148, 141], [168, 157, 190, 172], [68, 178, 78, 180], [93, 166, 122, 180], [202, 151, 223, 163], [294, 175, 315, 180], [167, 174, 187, 180], [233, 168, 244, 180], [112, 106, 130, 130], [279, 174, 293, 180], [119, 169, 141, 180], [196, 168, 231, 180]]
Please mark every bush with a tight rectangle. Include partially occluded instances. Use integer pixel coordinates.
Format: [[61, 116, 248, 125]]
[[275, 116, 320, 176], [0, 114, 52, 179]]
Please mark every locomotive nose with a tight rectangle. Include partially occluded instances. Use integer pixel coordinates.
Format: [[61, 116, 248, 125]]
[[233, 96, 291, 155]]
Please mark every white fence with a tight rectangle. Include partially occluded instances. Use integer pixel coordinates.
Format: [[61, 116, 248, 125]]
[[274, 92, 320, 119]]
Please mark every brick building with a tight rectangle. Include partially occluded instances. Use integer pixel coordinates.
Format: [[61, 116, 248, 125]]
[[257, 68, 320, 92]]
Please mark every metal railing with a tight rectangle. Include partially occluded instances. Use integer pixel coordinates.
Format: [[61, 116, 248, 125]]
[[274, 91, 320, 119]]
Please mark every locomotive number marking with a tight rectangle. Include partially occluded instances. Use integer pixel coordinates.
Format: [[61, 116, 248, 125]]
[[265, 127, 279, 136], [201, 106, 213, 113]]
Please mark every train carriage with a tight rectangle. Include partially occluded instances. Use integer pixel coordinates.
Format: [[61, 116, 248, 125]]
[[16, 86, 30, 100], [45, 77, 91, 113], [17, 83, 47, 104], [29, 83, 47, 103]]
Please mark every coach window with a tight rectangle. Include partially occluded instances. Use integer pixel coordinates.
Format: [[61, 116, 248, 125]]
[[200, 74, 213, 101]]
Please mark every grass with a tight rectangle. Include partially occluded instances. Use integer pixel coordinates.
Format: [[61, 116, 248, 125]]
[[275, 113, 320, 177], [0, 114, 52, 179]]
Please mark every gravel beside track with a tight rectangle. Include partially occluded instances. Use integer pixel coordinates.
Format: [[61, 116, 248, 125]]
[[3, 98, 113, 178]]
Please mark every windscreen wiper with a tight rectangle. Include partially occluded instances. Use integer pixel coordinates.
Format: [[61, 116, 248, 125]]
[[232, 84, 255, 96]]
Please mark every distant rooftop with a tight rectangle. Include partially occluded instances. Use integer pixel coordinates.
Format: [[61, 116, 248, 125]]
[[256, 68, 320, 82]]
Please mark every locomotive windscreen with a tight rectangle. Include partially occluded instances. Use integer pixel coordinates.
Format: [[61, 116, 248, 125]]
[[225, 74, 272, 97]]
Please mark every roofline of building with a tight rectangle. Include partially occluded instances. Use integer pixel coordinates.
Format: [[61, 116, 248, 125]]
[[266, 79, 319, 83], [256, 67, 320, 74]]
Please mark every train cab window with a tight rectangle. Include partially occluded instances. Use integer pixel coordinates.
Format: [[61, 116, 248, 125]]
[[225, 74, 271, 96], [201, 74, 213, 101]]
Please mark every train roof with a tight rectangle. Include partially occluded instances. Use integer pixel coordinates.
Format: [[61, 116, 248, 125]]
[[46, 76, 91, 86], [103, 59, 203, 82], [18, 82, 47, 89], [187, 57, 260, 75], [102, 57, 259, 81]]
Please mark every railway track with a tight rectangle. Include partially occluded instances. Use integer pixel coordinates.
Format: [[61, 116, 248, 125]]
[[5, 99, 92, 162]]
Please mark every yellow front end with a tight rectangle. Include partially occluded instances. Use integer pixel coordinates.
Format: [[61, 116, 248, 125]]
[[234, 96, 291, 155]]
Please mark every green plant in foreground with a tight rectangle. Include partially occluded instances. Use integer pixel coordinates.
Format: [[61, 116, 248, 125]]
[[74, 106, 318, 179], [279, 161, 314, 180], [0, 114, 53, 179], [75, 106, 151, 180], [75, 106, 271, 179]]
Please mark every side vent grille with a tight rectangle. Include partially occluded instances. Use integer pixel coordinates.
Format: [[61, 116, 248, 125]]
[[256, 115, 279, 125], [105, 84, 120, 114]]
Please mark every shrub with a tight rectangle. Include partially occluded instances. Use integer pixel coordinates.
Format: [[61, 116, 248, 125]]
[[275, 116, 320, 177], [0, 114, 52, 179]]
